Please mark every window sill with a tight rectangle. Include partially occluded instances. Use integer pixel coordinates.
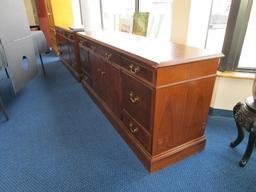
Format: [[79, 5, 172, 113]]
[[217, 71, 255, 80]]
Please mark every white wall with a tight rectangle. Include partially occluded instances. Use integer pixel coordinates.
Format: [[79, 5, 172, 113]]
[[211, 77, 254, 110]]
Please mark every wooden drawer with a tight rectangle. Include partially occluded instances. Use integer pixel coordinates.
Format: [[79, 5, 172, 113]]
[[120, 57, 154, 83], [78, 38, 120, 65], [122, 73, 152, 131], [102, 48, 120, 65], [122, 110, 151, 152]]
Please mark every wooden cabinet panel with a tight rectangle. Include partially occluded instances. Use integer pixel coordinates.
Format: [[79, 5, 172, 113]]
[[121, 73, 152, 131], [104, 63, 121, 117], [91, 52, 104, 98], [79, 46, 90, 75], [67, 40, 75, 66], [90, 51, 121, 117]]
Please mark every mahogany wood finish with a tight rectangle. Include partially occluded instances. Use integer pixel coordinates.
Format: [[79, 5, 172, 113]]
[[56, 27, 222, 172], [56, 27, 82, 81]]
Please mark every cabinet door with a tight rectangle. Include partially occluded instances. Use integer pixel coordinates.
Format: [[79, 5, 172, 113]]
[[68, 40, 75, 67], [79, 47, 90, 75], [90, 52, 104, 98], [104, 62, 121, 117], [90, 51, 121, 116]]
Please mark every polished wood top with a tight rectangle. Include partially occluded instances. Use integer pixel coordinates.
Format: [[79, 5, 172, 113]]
[[77, 29, 223, 68]]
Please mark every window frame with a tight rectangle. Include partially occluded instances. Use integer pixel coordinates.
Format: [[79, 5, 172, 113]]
[[219, 0, 255, 72]]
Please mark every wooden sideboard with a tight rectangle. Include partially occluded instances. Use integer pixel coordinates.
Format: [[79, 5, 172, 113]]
[[56, 27, 222, 172]]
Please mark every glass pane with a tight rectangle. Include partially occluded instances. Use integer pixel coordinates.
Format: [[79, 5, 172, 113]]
[[139, 0, 172, 41], [238, 1, 256, 69], [101, 0, 135, 32], [205, 0, 232, 51]]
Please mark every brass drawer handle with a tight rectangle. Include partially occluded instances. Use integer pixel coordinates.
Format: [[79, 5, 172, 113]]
[[129, 91, 140, 103], [129, 64, 140, 74], [101, 71, 106, 76], [105, 53, 112, 60], [129, 123, 139, 133]]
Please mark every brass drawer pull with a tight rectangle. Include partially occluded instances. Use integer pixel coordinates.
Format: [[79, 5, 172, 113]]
[[101, 71, 106, 76], [129, 91, 140, 103], [129, 64, 140, 74], [129, 123, 139, 133], [105, 53, 112, 60]]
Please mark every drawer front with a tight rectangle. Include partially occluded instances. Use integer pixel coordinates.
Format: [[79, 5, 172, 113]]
[[121, 57, 154, 83], [78, 37, 120, 65], [122, 110, 151, 152], [122, 73, 152, 131]]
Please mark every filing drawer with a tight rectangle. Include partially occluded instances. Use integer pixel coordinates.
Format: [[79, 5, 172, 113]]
[[121, 56, 154, 83], [122, 72, 152, 131], [122, 110, 151, 152], [78, 37, 121, 65]]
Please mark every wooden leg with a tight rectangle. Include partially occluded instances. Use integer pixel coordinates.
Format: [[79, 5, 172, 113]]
[[239, 130, 256, 167], [230, 121, 244, 148]]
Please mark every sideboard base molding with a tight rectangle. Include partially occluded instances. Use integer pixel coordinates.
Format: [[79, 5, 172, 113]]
[[61, 59, 82, 81], [150, 137, 206, 172]]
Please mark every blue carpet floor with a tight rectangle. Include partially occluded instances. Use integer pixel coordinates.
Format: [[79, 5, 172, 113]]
[[0, 53, 255, 192]]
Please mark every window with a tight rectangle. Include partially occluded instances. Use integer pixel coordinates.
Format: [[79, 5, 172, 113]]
[[72, 0, 83, 26], [79, 0, 172, 40], [217, 0, 256, 71], [101, 0, 135, 31], [139, 0, 172, 40], [205, 0, 232, 51], [238, 0, 256, 69]]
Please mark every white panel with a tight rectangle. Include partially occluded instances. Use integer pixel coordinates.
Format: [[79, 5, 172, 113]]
[[210, 77, 254, 110], [4, 36, 38, 93], [0, 0, 31, 45]]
